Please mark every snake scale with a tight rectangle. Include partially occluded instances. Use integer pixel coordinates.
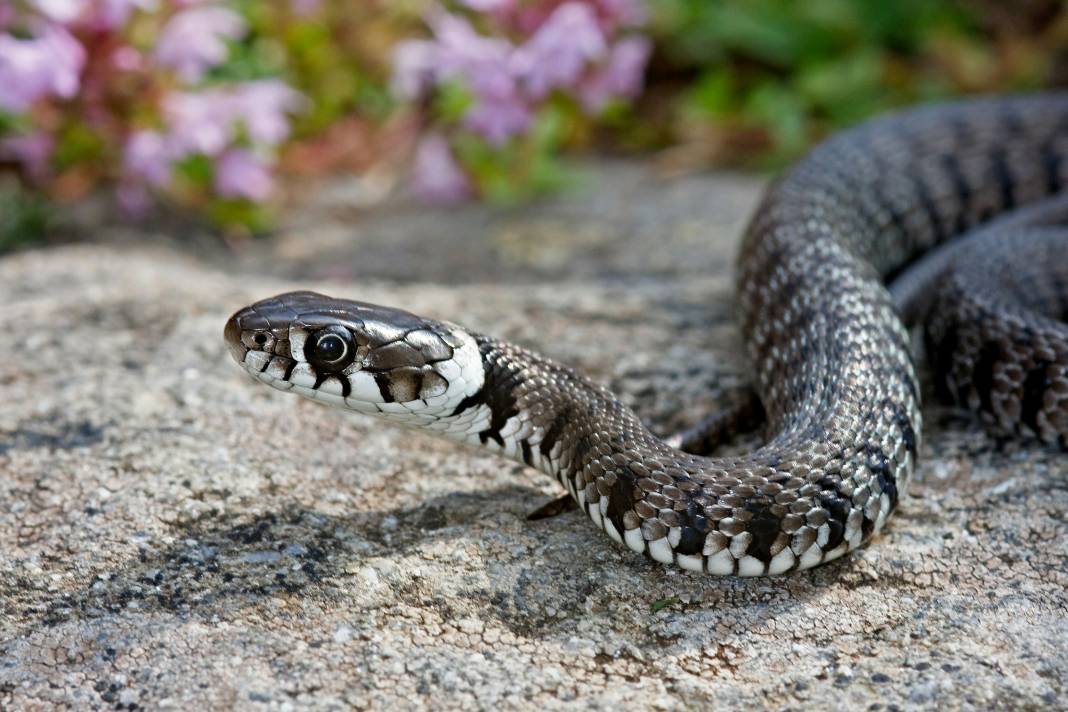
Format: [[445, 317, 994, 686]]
[[226, 94, 1068, 576]]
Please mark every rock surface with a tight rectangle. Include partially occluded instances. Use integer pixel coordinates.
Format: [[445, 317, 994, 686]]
[[1, 162, 1066, 710]]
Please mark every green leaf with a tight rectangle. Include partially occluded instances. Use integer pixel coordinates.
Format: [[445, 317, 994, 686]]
[[206, 197, 272, 234], [0, 181, 50, 253], [175, 154, 214, 185], [688, 68, 735, 117], [651, 597, 679, 613], [743, 81, 807, 157], [53, 122, 106, 169], [433, 80, 475, 124]]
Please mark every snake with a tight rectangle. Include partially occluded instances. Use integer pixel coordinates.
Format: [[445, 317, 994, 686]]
[[225, 94, 1068, 576]]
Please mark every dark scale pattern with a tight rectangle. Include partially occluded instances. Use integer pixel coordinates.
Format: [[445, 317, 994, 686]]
[[925, 226, 1068, 445], [226, 95, 1068, 576]]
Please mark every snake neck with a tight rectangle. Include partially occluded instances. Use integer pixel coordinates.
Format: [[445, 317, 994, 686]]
[[449, 335, 666, 491]]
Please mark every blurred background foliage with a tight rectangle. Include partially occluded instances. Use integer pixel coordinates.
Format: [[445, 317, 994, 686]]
[[0, 0, 1065, 250], [651, 0, 1067, 167]]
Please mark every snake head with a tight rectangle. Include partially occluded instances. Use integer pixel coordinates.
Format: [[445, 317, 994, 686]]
[[224, 291, 485, 415]]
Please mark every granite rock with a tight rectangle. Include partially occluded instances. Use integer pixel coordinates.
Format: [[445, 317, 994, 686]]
[[1, 162, 1065, 710]]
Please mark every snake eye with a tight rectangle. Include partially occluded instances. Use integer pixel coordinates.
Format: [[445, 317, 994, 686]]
[[306, 326, 356, 372]]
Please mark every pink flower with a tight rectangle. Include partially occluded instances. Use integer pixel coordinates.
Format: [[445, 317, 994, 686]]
[[392, 14, 510, 97], [164, 81, 301, 156], [594, 0, 647, 29], [31, 0, 86, 23], [162, 80, 301, 160], [28, 0, 155, 30], [215, 149, 273, 201], [0, 133, 54, 183], [464, 95, 531, 145], [461, 0, 514, 11], [155, 5, 246, 82], [123, 130, 173, 186], [410, 133, 471, 204], [231, 80, 304, 145], [393, 12, 532, 145], [112, 46, 144, 72], [430, 12, 516, 100], [0, 23, 86, 112], [391, 40, 438, 100], [164, 89, 233, 155], [93, 0, 157, 30], [513, 2, 606, 98], [579, 35, 651, 112]]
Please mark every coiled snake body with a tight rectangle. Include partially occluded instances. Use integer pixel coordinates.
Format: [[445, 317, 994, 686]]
[[226, 95, 1068, 576]]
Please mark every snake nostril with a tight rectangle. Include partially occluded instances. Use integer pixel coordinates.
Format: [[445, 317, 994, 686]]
[[254, 333, 268, 346]]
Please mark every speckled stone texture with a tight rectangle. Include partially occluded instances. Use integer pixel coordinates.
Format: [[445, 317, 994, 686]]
[[1, 162, 1066, 710]]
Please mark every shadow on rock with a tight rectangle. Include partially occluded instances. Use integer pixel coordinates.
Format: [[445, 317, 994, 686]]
[[34, 488, 504, 627], [28, 485, 864, 643]]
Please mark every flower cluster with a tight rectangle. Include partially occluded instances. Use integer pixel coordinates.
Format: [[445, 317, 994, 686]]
[[0, 0, 302, 219], [393, 0, 651, 202]]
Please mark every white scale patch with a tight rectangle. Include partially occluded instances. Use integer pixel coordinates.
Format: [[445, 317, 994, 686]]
[[706, 549, 734, 575], [676, 554, 703, 573], [623, 526, 645, 553], [798, 543, 824, 569], [768, 548, 796, 575]]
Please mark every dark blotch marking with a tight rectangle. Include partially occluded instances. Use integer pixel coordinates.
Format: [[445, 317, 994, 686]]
[[1041, 142, 1064, 195], [451, 391, 482, 417], [885, 200, 909, 241], [990, 148, 1016, 212], [478, 428, 505, 447], [401, 371, 425, 403], [338, 375, 351, 398], [971, 343, 1001, 414], [1020, 361, 1052, 433], [816, 475, 840, 491], [674, 526, 706, 557], [940, 152, 972, 234], [899, 413, 917, 457], [539, 409, 570, 459], [876, 461, 900, 512], [604, 471, 637, 542], [863, 444, 898, 521], [481, 380, 520, 445], [374, 373, 395, 403], [520, 439, 533, 467], [927, 320, 960, 404], [745, 502, 782, 562], [464, 339, 521, 447], [911, 172, 947, 244], [818, 494, 849, 551], [861, 513, 875, 538]]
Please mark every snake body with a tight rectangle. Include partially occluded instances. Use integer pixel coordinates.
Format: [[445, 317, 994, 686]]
[[226, 95, 1068, 576]]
